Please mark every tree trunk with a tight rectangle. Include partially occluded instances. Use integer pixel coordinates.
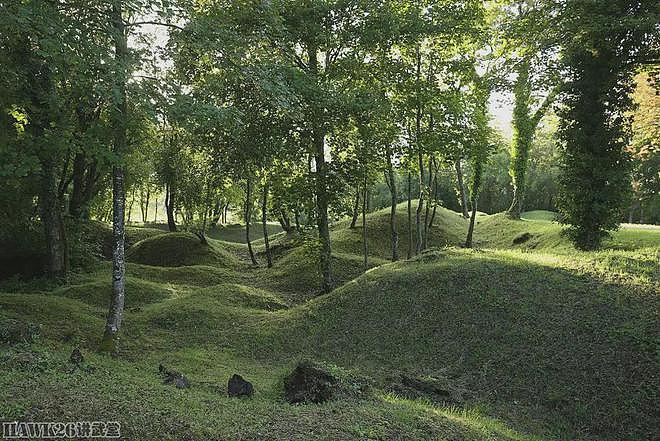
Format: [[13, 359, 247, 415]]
[[140, 185, 150, 223], [126, 188, 134, 223], [101, 0, 127, 355], [423, 156, 434, 249], [407, 171, 412, 259], [386, 144, 398, 261], [465, 196, 478, 248], [349, 186, 360, 229], [69, 153, 98, 219], [245, 177, 258, 265], [429, 161, 439, 228], [165, 183, 177, 232], [294, 209, 301, 231], [414, 47, 424, 255], [455, 159, 469, 218], [262, 180, 273, 268], [69, 152, 86, 218], [415, 151, 425, 254], [308, 43, 332, 293], [362, 174, 368, 271], [223, 203, 229, 224], [39, 157, 67, 278]]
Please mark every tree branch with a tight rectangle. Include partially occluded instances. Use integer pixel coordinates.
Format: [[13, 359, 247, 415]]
[[126, 21, 184, 31], [532, 84, 561, 127]]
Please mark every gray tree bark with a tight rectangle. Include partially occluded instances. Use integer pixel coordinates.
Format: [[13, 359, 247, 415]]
[[101, 0, 127, 355]]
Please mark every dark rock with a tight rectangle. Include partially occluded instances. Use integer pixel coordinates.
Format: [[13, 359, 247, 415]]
[[159, 364, 190, 389], [513, 232, 532, 244], [284, 361, 337, 404], [227, 374, 254, 397], [69, 348, 84, 364]]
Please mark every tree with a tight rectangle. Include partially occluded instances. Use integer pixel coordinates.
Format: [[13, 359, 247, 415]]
[[628, 71, 660, 224], [556, 0, 658, 250], [498, 0, 561, 219], [100, 0, 129, 354]]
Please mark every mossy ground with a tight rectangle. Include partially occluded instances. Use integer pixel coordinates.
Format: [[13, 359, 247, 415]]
[[1, 204, 658, 440]]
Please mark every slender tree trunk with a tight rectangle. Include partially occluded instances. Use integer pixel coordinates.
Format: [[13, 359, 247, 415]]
[[386, 144, 398, 261], [245, 177, 258, 265], [39, 157, 68, 278], [465, 196, 478, 248], [414, 47, 424, 255], [140, 186, 150, 223], [308, 43, 332, 293], [126, 188, 134, 223], [362, 174, 368, 271], [423, 156, 434, 249], [429, 162, 439, 228], [455, 159, 469, 218], [223, 203, 229, 224], [349, 187, 360, 229], [154, 198, 158, 223], [294, 209, 301, 231], [101, 0, 127, 355], [165, 183, 177, 232], [262, 180, 273, 268], [407, 171, 412, 259], [415, 151, 425, 254]]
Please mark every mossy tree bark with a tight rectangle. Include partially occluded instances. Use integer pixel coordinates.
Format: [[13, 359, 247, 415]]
[[101, 0, 127, 355], [507, 58, 559, 220], [507, 58, 533, 220]]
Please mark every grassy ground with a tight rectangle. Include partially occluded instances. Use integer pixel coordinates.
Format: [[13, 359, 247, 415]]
[[1, 205, 658, 440]]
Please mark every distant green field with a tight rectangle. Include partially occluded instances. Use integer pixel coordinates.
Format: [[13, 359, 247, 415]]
[[521, 210, 558, 222]]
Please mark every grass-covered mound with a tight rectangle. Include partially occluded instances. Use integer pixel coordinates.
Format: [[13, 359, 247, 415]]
[[269, 248, 658, 440], [53, 277, 171, 308], [261, 243, 389, 303], [331, 202, 468, 258], [1, 206, 658, 441], [127, 233, 239, 267], [206, 222, 283, 243]]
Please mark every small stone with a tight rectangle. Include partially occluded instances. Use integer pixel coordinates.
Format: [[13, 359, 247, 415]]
[[228, 374, 254, 397], [159, 364, 190, 389], [69, 348, 83, 364]]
